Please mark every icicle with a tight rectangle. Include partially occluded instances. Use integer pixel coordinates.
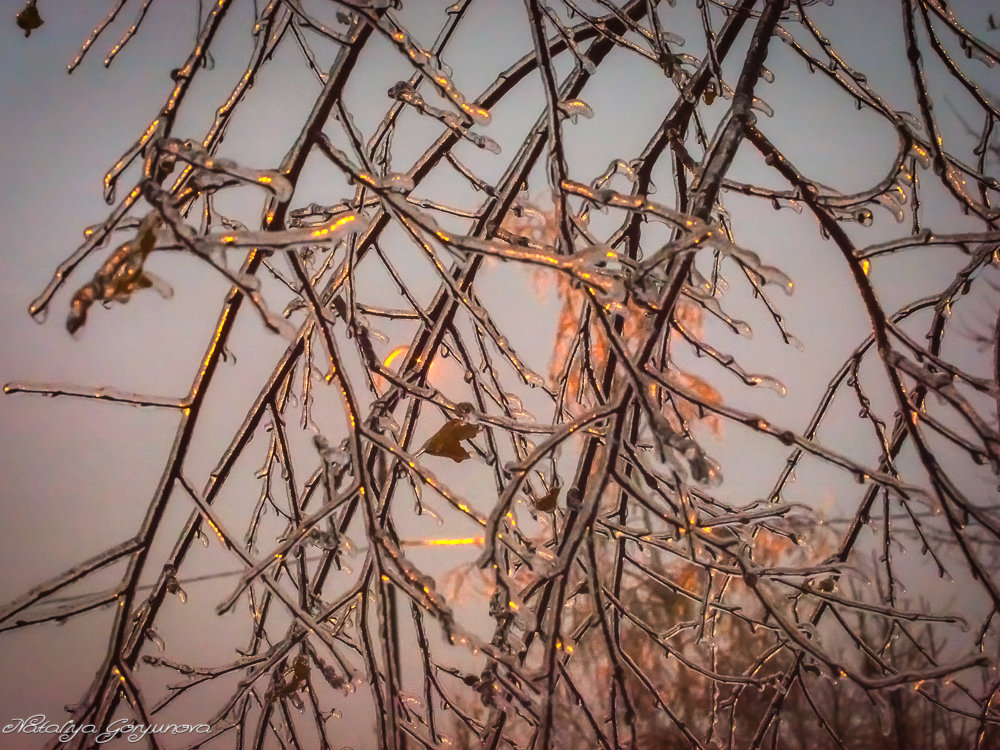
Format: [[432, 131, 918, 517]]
[[751, 97, 774, 117], [470, 133, 501, 153], [389, 81, 496, 153], [557, 98, 594, 123], [145, 628, 166, 652], [746, 374, 787, 396], [770, 196, 803, 213], [164, 565, 187, 603]]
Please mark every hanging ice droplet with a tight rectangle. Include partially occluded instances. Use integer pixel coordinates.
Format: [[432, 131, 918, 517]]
[[872, 692, 893, 737], [146, 628, 166, 652], [689, 452, 723, 486], [165, 571, 187, 603], [962, 38, 996, 67], [523, 370, 545, 388], [751, 97, 774, 117], [765, 267, 795, 295], [770, 196, 802, 213], [28, 302, 48, 324], [732, 319, 752, 338], [746, 374, 787, 396], [873, 192, 904, 222], [472, 133, 502, 154], [856, 208, 874, 226], [558, 99, 594, 123]]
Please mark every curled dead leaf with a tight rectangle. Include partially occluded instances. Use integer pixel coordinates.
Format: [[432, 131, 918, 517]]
[[16, 1, 42, 37], [265, 655, 310, 705], [533, 485, 559, 513], [67, 213, 169, 334], [420, 419, 481, 462]]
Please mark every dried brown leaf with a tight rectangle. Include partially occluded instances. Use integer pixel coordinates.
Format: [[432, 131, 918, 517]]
[[16, 1, 42, 37], [421, 419, 480, 462], [534, 485, 559, 512]]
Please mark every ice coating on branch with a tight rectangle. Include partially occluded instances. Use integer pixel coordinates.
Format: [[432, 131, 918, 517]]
[[589, 159, 639, 190], [710, 239, 795, 296], [770, 196, 803, 212], [388, 81, 498, 153], [942, 163, 995, 215], [775, 24, 795, 45], [386, 26, 489, 124], [21, 3, 1000, 746], [157, 138, 293, 201], [356, 170, 415, 193], [204, 209, 370, 251], [751, 96, 774, 117], [691, 294, 753, 338]]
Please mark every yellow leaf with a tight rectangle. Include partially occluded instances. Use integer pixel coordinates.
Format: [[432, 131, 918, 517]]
[[421, 419, 480, 462]]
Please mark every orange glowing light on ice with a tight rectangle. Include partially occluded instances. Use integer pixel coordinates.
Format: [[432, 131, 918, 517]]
[[402, 537, 485, 547], [383, 346, 408, 370]]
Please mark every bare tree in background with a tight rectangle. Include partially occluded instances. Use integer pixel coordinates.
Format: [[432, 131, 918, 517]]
[[4, 0, 1000, 748]]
